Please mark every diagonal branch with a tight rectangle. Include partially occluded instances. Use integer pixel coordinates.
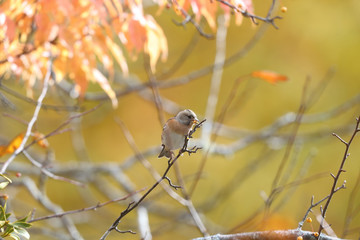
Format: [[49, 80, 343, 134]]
[[0, 58, 53, 174], [23, 150, 85, 187], [28, 189, 144, 223], [317, 116, 360, 238], [100, 119, 206, 240]]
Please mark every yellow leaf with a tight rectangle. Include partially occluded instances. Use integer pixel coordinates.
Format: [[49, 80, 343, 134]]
[[144, 16, 168, 73], [92, 68, 118, 108], [32, 132, 49, 148], [0, 133, 25, 157], [105, 37, 129, 76]]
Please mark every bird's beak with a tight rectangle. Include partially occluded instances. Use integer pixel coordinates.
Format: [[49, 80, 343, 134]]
[[193, 118, 199, 124]]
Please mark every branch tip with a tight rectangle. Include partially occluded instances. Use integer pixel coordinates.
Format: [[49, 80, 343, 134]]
[[115, 227, 136, 234], [164, 176, 182, 189]]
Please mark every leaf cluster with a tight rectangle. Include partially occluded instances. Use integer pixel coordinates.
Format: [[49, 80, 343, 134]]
[[0, 175, 31, 240]]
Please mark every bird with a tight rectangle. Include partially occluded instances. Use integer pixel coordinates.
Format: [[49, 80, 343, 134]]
[[158, 109, 199, 159]]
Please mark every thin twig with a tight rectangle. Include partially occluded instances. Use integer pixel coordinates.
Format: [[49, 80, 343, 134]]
[[144, 55, 165, 126], [21, 177, 84, 239], [270, 77, 310, 192], [298, 181, 346, 230], [317, 116, 360, 237], [23, 103, 103, 152], [0, 82, 80, 112], [172, 0, 214, 39], [216, 0, 282, 29], [23, 150, 85, 187], [28, 190, 144, 223]]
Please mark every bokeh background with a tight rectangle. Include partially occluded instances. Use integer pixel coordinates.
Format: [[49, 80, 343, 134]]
[[1, 0, 360, 239]]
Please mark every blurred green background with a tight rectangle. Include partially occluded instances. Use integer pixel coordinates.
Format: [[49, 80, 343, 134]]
[[1, 0, 360, 239]]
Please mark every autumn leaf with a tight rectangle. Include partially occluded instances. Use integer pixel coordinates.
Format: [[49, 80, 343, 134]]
[[0, 0, 255, 102], [0, 147, 7, 157], [220, 0, 254, 26], [0, 133, 25, 157], [32, 132, 49, 149], [143, 15, 168, 73], [0, 14, 16, 42], [126, 18, 147, 54], [105, 37, 129, 76], [92, 68, 118, 108], [251, 70, 288, 84], [191, 0, 218, 30]]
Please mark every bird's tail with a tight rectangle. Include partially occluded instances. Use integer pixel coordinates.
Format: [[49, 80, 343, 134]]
[[158, 145, 171, 158]]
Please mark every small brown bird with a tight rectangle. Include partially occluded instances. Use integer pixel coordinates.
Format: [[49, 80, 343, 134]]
[[158, 109, 199, 159]]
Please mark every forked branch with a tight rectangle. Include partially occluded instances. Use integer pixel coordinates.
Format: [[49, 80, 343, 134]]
[[316, 116, 360, 238]]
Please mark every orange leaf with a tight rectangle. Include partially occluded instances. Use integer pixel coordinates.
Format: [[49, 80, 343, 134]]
[[127, 18, 147, 53], [1, 15, 16, 42], [32, 132, 49, 148], [0, 133, 25, 157], [0, 146, 7, 157], [34, 12, 53, 44], [251, 70, 288, 84]]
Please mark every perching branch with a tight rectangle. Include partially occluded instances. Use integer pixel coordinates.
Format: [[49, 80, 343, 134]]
[[100, 119, 206, 240]]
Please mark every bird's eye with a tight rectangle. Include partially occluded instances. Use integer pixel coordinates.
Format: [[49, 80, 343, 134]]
[[187, 115, 192, 119]]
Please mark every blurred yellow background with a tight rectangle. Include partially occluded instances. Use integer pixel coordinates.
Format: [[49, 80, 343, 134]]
[[1, 0, 360, 239]]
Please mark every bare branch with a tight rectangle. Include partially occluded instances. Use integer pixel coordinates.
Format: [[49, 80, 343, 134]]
[[216, 0, 282, 29], [23, 150, 85, 187], [298, 183, 346, 230], [164, 176, 182, 189], [100, 120, 206, 240], [332, 133, 348, 145], [20, 177, 83, 239], [317, 116, 360, 237], [1, 58, 52, 174], [0, 82, 80, 112], [29, 190, 142, 223], [193, 229, 343, 240], [171, 0, 214, 39], [23, 103, 103, 152]]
